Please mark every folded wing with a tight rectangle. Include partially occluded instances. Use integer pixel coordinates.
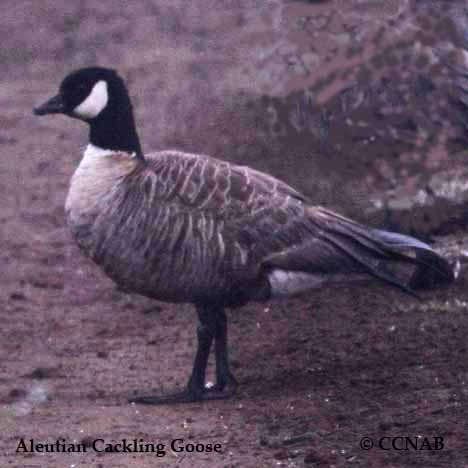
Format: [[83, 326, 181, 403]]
[[146, 151, 454, 300]]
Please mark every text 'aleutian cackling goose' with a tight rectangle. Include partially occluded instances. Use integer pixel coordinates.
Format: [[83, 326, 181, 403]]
[[34, 67, 454, 404]]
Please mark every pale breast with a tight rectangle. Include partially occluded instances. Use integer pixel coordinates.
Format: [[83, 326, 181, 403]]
[[64, 147, 256, 304], [66, 146, 136, 214], [65, 145, 139, 250]]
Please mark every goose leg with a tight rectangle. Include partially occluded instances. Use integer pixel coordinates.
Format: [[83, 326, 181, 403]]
[[129, 304, 236, 404], [206, 308, 238, 397]]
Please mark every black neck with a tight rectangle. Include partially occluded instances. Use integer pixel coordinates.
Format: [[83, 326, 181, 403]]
[[87, 84, 144, 160]]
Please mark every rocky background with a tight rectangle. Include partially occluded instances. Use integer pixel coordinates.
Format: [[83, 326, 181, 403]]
[[4, 0, 467, 233], [1, 1, 468, 467]]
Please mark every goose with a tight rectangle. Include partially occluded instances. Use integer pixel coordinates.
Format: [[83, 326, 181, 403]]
[[34, 67, 454, 404]]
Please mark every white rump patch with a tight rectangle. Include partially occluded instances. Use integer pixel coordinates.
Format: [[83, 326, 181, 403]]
[[74, 80, 108, 119], [268, 268, 325, 298]]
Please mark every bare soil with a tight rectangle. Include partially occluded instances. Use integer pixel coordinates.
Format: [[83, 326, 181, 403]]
[[1, 1, 468, 467]]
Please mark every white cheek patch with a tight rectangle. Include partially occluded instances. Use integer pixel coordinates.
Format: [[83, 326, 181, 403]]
[[73, 80, 108, 119]]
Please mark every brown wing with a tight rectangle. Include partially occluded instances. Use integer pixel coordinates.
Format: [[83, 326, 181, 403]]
[[142, 150, 312, 290], [145, 152, 371, 276], [146, 150, 307, 210], [145, 149, 312, 259], [144, 151, 452, 299]]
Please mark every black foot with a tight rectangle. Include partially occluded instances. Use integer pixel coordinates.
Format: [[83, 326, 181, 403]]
[[129, 383, 237, 405], [208, 373, 238, 396]]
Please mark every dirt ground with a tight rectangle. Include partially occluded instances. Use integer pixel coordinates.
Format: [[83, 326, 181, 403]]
[[2, 1, 468, 467]]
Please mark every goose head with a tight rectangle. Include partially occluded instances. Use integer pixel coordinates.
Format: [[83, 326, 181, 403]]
[[34, 67, 123, 119], [34, 67, 143, 158]]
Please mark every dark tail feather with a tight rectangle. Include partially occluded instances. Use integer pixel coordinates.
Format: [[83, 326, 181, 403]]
[[370, 229, 455, 288], [316, 208, 454, 296], [320, 231, 422, 298]]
